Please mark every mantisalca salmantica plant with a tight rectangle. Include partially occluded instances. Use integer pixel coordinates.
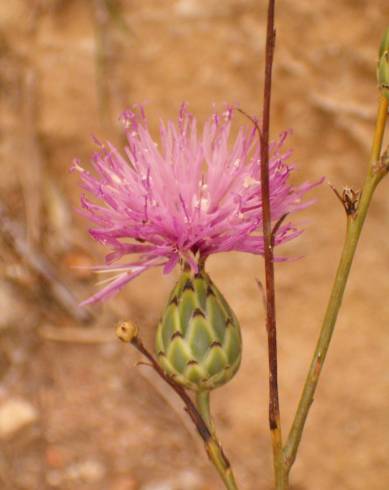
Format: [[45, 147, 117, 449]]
[[72, 14, 389, 490]]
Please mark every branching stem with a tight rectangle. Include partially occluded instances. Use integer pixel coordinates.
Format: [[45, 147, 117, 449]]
[[120, 329, 239, 490], [284, 95, 389, 471]]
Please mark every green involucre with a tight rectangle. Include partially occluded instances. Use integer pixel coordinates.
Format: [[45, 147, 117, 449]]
[[155, 268, 242, 391], [379, 26, 389, 59]]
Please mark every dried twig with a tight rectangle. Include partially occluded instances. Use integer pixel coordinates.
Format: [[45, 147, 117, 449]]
[[329, 184, 360, 217], [310, 94, 372, 150], [19, 69, 43, 246], [311, 94, 375, 121], [0, 202, 92, 324]]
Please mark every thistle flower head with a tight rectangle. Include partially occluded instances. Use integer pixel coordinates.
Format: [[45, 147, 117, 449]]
[[73, 104, 318, 305]]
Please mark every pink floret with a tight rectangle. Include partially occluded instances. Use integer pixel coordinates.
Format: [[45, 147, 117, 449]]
[[73, 104, 319, 304]]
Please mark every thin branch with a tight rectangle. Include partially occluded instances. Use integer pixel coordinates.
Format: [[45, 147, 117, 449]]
[[116, 322, 239, 490], [132, 335, 211, 441], [259, 0, 286, 488], [236, 108, 262, 139], [261, 0, 278, 431]]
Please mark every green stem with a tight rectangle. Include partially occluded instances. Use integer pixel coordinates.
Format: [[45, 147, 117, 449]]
[[271, 419, 288, 489], [284, 95, 388, 472], [195, 391, 239, 490], [196, 391, 215, 435]]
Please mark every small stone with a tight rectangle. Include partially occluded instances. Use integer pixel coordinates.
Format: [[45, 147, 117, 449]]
[[141, 472, 202, 490], [65, 459, 106, 482], [142, 482, 173, 490], [0, 398, 38, 438], [175, 470, 202, 489], [174, 0, 204, 18]]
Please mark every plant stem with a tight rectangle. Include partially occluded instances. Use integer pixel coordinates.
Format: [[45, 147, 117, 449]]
[[259, 0, 288, 488], [284, 94, 388, 471], [117, 323, 240, 490], [196, 391, 215, 435], [195, 391, 239, 490]]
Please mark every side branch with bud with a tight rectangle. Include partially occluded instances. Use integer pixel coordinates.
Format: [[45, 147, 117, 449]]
[[116, 321, 239, 490], [284, 28, 389, 477], [284, 91, 389, 474]]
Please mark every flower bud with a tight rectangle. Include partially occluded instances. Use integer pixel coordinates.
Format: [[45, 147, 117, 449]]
[[116, 321, 138, 343], [379, 26, 389, 59], [155, 269, 242, 392]]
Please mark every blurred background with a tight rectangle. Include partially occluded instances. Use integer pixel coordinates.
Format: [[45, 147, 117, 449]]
[[1, 1, 389, 489]]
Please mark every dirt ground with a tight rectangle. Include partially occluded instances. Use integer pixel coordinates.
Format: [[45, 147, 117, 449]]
[[1, 1, 389, 489]]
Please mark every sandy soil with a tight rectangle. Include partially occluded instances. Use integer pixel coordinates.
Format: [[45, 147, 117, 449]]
[[0, 1, 389, 489]]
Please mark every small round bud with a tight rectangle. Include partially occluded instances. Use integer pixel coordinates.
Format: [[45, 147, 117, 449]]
[[379, 26, 389, 59], [116, 321, 138, 343], [378, 51, 389, 100]]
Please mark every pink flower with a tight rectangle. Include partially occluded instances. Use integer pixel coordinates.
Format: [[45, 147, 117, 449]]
[[73, 104, 318, 305]]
